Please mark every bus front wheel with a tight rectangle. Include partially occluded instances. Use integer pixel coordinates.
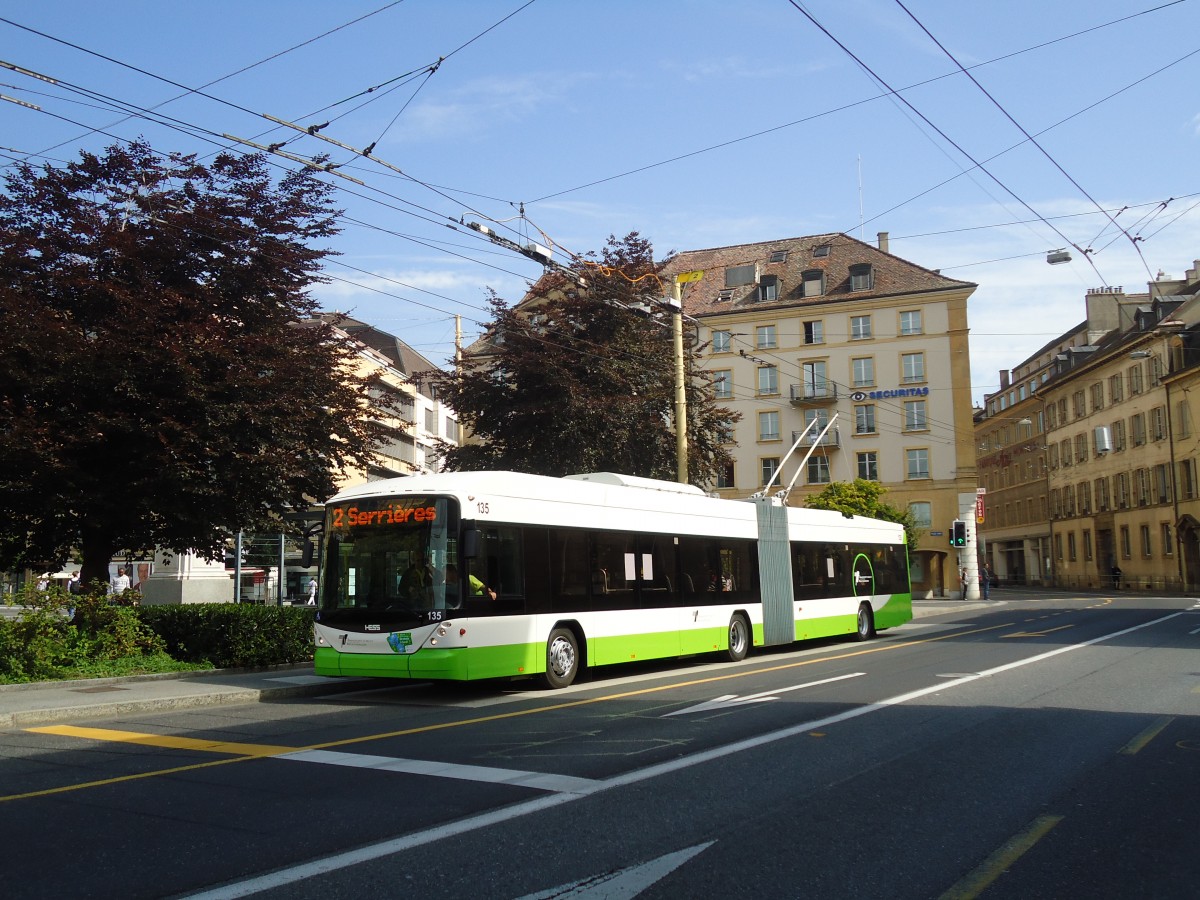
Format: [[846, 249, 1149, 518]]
[[855, 602, 876, 641], [726, 613, 750, 662], [543, 627, 579, 689]]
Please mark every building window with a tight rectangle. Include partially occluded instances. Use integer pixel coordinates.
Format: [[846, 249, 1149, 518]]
[[849, 263, 874, 291], [1074, 432, 1088, 463], [906, 448, 930, 479], [755, 324, 777, 349], [712, 370, 732, 399], [1181, 459, 1198, 500], [1176, 399, 1192, 438], [1115, 472, 1130, 509], [769, 249, 788, 263], [717, 420, 735, 444], [1078, 480, 1091, 514], [1109, 373, 1124, 404], [1095, 477, 1109, 511], [1090, 382, 1104, 412], [799, 361, 829, 399], [1072, 390, 1086, 418], [761, 457, 780, 486], [899, 310, 923, 335], [904, 400, 927, 431], [716, 462, 735, 489], [1153, 463, 1171, 504], [758, 411, 780, 441], [801, 270, 825, 297], [1120, 526, 1131, 558], [1162, 522, 1173, 556], [1111, 419, 1126, 451], [850, 315, 872, 339], [1150, 406, 1166, 441], [1084, 529, 1093, 562], [1128, 364, 1144, 396], [807, 456, 831, 484], [908, 501, 932, 528], [757, 366, 778, 396], [901, 352, 925, 384], [855, 404, 876, 435], [857, 451, 878, 481], [712, 330, 731, 353], [852, 357, 875, 388], [1068, 531, 1077, 562], [1131, 413, 1146, 446], [424, 407, 436, 433], [1054, 533, 1063, 561], [1140, 524, 1152, 557], [803, 320, 824, 344], [725, 264, 756, 287], [1060, 438, 1072, 467], [758, 275, 779, 302], [813, 243, 831, 258]]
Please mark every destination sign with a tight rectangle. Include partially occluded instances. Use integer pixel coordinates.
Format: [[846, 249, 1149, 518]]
[[331, 504, 438, 528]]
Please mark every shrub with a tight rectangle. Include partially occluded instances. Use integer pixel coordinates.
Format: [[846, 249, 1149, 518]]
[[138, 603, 316, 668]]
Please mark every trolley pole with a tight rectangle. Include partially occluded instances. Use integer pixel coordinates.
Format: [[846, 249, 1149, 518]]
[[671, 278, 688, 485]]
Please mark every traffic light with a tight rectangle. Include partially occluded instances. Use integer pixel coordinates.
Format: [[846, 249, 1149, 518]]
[[950, 520, 967, 547]]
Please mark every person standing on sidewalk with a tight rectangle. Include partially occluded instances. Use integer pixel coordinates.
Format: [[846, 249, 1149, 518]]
[[979, 563, 992, 600]]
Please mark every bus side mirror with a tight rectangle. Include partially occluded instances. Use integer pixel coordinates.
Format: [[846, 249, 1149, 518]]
[[461, 525, 479, 560], [300, 539, 314, 568]]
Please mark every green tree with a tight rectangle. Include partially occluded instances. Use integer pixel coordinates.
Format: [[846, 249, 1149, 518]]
[[426, 233, 737, 485], [0, 142, 392, 585], [806, 479, 922, 556]]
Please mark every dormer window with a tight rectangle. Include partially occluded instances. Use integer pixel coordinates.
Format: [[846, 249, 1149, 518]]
[[812, 243, 831, 258], [769, 250, 788, 263], [801, 269, 824, 297], [758, 275, 779, 302], [849, 263, 874, 291]]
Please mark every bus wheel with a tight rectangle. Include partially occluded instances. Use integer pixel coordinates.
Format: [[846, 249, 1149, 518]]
[[543, 627, 579, 689], [855, 602, 875, 642], [726, 613, 750, 662]]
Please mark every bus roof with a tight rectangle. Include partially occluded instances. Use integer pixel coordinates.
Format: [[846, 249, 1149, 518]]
[[326, 471, 905, 544]]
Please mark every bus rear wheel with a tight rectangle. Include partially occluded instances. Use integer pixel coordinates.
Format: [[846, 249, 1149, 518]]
[[855, 602, 875, 642], [726, 613, 750, 662], [543, 627, 579, 689]]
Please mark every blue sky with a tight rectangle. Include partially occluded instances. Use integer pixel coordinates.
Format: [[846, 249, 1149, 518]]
[[3, 0, 1197, 405]]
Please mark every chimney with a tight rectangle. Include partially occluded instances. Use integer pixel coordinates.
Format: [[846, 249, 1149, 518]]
[[999, 370, 1010, 390], [877, 231, 889, 253]]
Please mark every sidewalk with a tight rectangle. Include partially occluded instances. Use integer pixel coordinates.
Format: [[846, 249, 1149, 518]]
[[0, 598, 1008, 728], [0, 664, 372, 729]]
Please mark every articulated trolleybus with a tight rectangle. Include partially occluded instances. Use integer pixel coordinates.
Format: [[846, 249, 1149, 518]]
[[312, 471, 912, 688]]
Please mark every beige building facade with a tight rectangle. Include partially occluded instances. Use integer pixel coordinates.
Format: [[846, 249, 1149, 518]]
[[978, 258, 1200, 592], [662, 232, 979, 598]]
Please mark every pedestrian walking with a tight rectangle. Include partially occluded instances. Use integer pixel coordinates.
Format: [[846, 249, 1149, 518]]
[[306, 576, 318, 605]]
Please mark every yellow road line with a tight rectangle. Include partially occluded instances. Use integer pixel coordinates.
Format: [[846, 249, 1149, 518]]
[[6, 620, 1013, 804], [938, 814, 1063, 900], [27, 725, 296, 757], [1001, 624, 1075, 639], [1119, 716, 1174, 755]]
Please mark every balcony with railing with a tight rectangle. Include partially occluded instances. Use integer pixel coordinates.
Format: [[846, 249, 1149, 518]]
[[791, 428, 841, 448], [790, 382, 838, 404]]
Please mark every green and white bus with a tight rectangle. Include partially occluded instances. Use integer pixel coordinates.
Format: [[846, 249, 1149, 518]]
[[312, 470, 911, 688]]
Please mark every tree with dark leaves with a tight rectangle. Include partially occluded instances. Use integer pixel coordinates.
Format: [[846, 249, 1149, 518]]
[[426, 233, 737, 485], [0, 141, 393, 586]]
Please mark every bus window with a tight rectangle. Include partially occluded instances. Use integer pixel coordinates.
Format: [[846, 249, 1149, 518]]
[[637, 534, 678, 606], [590, 532, 634, 608], [467, 525, 524, 614]]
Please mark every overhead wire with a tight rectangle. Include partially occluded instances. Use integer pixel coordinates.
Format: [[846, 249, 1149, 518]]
[[524, 0, 1184, 206], [891, 0, 1156, 281]]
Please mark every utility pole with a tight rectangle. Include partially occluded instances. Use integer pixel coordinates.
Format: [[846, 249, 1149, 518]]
[[671, 278, 688, 485]]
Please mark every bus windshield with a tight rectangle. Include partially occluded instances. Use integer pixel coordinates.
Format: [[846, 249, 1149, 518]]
[[321, 496, 461, 614]]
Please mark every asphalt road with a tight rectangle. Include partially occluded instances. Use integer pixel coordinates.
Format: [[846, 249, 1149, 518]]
[[2, 592, 1197, 899]]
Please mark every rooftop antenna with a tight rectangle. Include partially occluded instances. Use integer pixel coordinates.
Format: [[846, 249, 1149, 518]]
[[857, 155, 864, 240]]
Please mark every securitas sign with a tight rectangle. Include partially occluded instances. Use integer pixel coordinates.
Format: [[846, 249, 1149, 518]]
[[850, 387, 930, 401]]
